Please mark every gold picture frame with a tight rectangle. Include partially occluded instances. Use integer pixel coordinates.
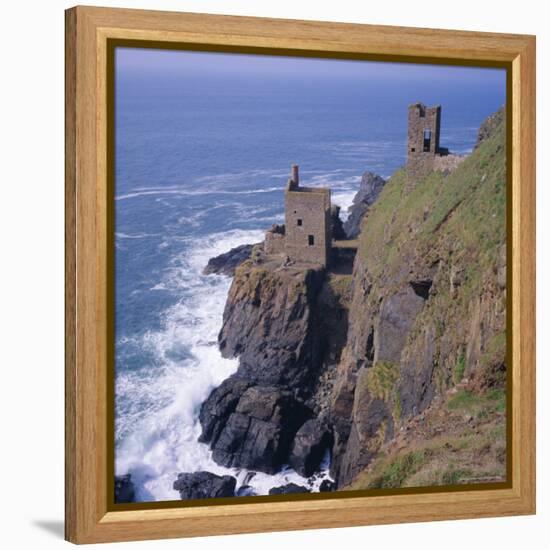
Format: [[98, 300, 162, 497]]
[[65, 5, 536, 544]]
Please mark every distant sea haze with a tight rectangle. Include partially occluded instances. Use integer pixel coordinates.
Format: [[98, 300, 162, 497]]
[[114, 48, 506, 502]]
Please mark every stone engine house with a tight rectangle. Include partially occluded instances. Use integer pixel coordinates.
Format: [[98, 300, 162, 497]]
[[406, 102, 462, 181], [265, 164, 332, 266], [264, 103, 462, 267]]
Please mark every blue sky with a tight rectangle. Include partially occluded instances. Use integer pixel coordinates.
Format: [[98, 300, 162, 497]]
[[116, 47, 506, 86]]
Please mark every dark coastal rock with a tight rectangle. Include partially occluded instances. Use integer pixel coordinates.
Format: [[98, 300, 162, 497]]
[[319, 479, 337, 492], [218, 261, 325, 389], [199, 259, 330, 475], [268, 483, 310, 495], [328, 109, 508, 488], [288, 419, 333, 477], [173, 471, 236, 500], [200, 254, 356, 478], [329, 274, 425, 484], [199, 377, 253, 445], [335, 368, 396, 486], [236, 484, 257, 497], [398, 323, 437, 418], [203, 385, 312, 474], [203, 243, 260, 277], [330, 205, 347, 240], [374, 287, 426, 364], [114, 474, 135, 503], [242, 471, 257, 485], [343, 172, 386, 238]]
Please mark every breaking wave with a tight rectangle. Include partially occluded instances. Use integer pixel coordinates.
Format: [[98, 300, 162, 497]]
[[115, 228, 332, 501]]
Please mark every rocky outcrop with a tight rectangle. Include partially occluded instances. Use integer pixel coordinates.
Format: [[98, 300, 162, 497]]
[[114, 474, 135, 503], [475, 106, 505, 149], [199, 259, 326, 475], [199, 378, 254, 445], [203, 243, 260, 276], [319, 479, 336, 492], [173, 471, 236, 500], [343, 172, 386, 238], [201, 385, 311, 473], [328, 109, 507, 486], [217, 260, 325, 389], [236, 485, 256, 496], [288, 419, 333, 477], [198, 108, 507, 492], [330, 205, 347, 240]]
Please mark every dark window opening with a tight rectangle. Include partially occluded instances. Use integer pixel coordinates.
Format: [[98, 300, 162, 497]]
[[423, 129, 432, 152], [308, 235, 315, 246], [410, 147, 416, 152], [297, 219, 303, 226]]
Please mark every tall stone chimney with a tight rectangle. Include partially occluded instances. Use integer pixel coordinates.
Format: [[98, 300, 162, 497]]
[[291, 164, 299, 186]]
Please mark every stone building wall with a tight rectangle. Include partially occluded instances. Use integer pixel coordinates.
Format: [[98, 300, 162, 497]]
[[285, 187, 331, 266], [263, 165, 332, 266], [407, 103, 441, 182], [265, 225, 285, 255]]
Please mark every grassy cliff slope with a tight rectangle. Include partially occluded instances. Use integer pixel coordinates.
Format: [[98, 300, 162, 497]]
[[330, 110, 507, 488]]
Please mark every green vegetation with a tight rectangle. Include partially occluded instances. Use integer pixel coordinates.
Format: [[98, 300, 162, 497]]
[[366, 361, 399, 402], [355, 111, 507, 400], [447, 390, 479, 411], [477, 332, 507, 387], [486, 388, 507, 413], [367, 450, 426, 489], [453, 351, 466, 384], [327, 274, 352, 303], [393, 390, 403, 423], [358, 118, 506, 296], [343, 113, 508, 492], [347, 388, 507, 490], [447, 388, 505, 416]]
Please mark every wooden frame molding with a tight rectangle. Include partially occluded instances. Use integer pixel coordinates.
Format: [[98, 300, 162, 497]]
[[65, 5, 536, 544]]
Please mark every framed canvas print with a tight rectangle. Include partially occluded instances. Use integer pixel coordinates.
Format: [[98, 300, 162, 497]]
[[65, 6, 536, 544]]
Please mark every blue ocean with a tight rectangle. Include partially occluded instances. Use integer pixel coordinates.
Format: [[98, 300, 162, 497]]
[[114, 48, 506, 501]]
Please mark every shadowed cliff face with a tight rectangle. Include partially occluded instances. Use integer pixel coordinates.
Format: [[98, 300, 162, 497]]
[[199, 109, 507, 489], [330, 112, 507, 486], [218, 260, 325, 390], [200, 259, 338, 475], [343, 172, 386, 239]]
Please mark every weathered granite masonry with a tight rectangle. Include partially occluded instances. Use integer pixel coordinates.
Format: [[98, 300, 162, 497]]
[[265, 164, 332, 266], [264, 224, 285, 255], [407, 102, 442, 181], [406, 102, 465, 182]]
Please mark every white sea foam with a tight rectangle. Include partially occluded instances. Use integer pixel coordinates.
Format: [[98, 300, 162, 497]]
[[115, 187, 283, 201], [331, 191, 358, 221], [115, 228, 332, 501]]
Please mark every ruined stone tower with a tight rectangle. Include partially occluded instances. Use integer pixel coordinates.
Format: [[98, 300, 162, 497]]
[[407, 102, 442, 181], [264, 164, 332, 267]]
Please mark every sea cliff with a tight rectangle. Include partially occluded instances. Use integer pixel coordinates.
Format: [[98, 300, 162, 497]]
[[198, 107, 507, 490]]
